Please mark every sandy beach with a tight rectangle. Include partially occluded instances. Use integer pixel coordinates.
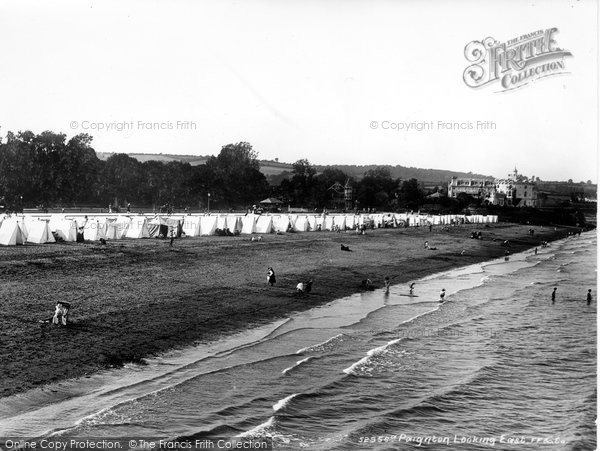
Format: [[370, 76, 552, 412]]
[[0, 222, 573, 398]]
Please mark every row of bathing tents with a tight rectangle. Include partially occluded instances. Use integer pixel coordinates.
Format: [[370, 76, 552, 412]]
[[0, 213, 499, 245]]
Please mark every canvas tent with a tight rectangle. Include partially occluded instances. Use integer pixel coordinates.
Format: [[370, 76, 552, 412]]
[[50, 217, 78, 241], [183, 215, 201, 237], [333, 215, 346, 230], [229, 216, 242, 234], [216, 215, 229, 232], [273, 215, 290, 233], [241, 214, 258, 234], [0, 218, 24, 245], [200, 215, 217, 236], [126, 216, 151, 238], [26, 220, 56, 244], [345, 215, 356, 230], [105, 216, 131, 240], [255, 215, 273, 234], [292, 215, 308, 232], [83, 218, 107, 241]]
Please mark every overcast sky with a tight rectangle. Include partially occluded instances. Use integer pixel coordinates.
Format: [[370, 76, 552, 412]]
[[0, 0, 597, 181]]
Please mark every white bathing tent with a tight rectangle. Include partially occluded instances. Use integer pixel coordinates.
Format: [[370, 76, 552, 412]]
[[49, 217, 77, 241], [291, 215, 307, 232], [216, 215, 228, 232], [83, 218, 107, 241], [255, 215, 273, 234], [345, 215, 356, 229], [241, 214, 258, 234], [315, 215, 325, 230], [105, 216, 130, 239], [273, 215, 290, 233], [230, 216, 243, 234], [0, 218, 25, 245], [200, 215, 217, 236], [126, 216, 151, 238], [26, 220, 56, 244], [333, 215, 346, 230], [183, 215, 201, 237]]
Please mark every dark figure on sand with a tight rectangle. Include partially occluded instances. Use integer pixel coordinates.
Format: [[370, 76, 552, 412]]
[[296, 280, 313, 294], [361, 279, 374, 291], [587, 289, 592, 305], [439, 288, 446, 302], [409, 283, 415, 295], [384, 277, 390, 291], [551, 287, 557, 303], [267, 267, 276, 286]]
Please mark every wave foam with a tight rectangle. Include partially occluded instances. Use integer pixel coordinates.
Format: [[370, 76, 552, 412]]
[[282, 357, 315, 375], [296, 333, 345, 354], [343, 338, 402, 375], [236, 416, 275, 438], [273, 393, 300, 412]]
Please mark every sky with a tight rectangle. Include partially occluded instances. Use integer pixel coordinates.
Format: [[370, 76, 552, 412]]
[[0, 0, 597, 182]]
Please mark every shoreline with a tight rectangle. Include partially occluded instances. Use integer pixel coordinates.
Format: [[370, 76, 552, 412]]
[[0, 223, 578, 398]]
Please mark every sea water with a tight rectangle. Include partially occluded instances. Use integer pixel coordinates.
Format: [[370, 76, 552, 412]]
[[0, 232, 596, 450]]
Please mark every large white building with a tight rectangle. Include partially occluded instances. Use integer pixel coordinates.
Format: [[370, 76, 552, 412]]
[[448, 168, 538, 207], [447, 177, 495, 198]]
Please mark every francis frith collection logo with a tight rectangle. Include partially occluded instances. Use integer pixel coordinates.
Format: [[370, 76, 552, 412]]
[[463, 28, 572, 92]]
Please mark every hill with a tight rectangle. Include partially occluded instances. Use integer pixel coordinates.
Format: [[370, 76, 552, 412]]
[[95, 152, 493, 183]]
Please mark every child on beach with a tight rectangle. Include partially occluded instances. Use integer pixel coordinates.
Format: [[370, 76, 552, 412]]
[[439, 289, 446, 303], [52, 301, 71, 326], [587, 289, 592, 305], [267, 267, 276, 286], [551, 287, 557, 303], [409, 283, 415, 295]]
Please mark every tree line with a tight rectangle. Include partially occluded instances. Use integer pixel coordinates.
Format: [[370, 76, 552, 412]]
[[0, 130, 438, 212]]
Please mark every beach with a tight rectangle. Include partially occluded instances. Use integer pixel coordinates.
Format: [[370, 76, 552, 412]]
[[0, 223, 575, 398]]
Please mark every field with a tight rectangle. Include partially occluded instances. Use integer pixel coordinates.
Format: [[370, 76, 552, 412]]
[[0, 223, 571, 397]]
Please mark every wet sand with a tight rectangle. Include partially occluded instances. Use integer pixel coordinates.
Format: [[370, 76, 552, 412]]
[[0, 223, 571, 397]]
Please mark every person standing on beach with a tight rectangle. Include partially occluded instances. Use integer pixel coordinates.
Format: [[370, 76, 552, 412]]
[[534, 247, 538, 255], [587, 289, 592, 305], [551, 287, 557, 303], [384, 277, 390, 292], [439, 288, 446, 303], [409, 283, 415, 296], [267, 267, 276, 286]]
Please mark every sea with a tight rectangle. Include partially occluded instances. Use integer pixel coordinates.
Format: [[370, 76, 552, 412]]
[[0, 231, 596, 450]]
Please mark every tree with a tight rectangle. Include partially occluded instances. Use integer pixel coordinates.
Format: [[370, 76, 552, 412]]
[[357, 168, 399, 209], [204, 142, 267, 207], [398, 178, 424, 209], [100, 154, 144, 205], [283, 159, 316, 207]]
